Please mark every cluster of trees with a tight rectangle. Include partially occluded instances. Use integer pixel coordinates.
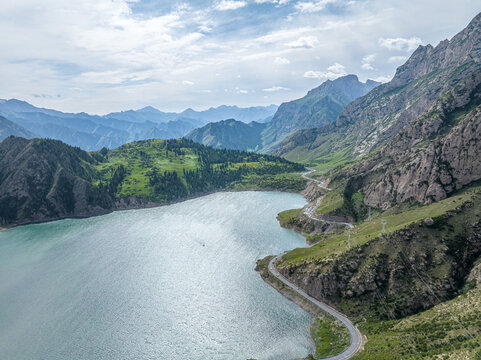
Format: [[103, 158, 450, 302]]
[[145, 140, 304, 202], [98, 138, 304, 203]]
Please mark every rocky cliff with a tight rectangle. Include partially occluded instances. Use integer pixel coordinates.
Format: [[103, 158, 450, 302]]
[[275, 13, 481, 169], [0, 136, 113, 226], [262, 75, 379, 151]]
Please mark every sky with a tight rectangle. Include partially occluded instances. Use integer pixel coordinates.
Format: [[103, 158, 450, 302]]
[[1, 0, 480, 114]]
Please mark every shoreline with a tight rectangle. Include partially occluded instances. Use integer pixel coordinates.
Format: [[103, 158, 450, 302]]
[[0, 187, 302, 232], [259, 171, 362, 360]]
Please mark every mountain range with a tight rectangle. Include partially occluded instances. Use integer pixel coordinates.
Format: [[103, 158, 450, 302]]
[[185, 75, 379, 152], [0, 100, 277, 151], [267, 12, 481, 359], [2, 10, 481, 359], [0, 136, 303, 226]]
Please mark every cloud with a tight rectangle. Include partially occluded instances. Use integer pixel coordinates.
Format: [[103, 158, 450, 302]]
[[285, 36, 319, 48], [388, 55, 408, 63], [304, 62, 347, 79], [295, 0, 336, 13], [274, 57, 290, 64], [0, 0, 479, 113], [182, 80, 195, 86], [254, 0, 290, 4], [263, 85, 290, 92], [379, 36, 423, 51], [371, 75, 393, 83], [214, 0, 247, 10], [361, 53, 376, 70]]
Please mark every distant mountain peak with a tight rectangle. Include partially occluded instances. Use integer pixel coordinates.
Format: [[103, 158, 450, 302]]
[[138, 106, 160, 113]]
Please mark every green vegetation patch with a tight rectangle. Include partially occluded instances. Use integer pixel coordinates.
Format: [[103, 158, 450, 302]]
[[229, 172, 307, 193], [353, 284, 481, 360], [277, 208, 303, 225], [280, 187, 479, 266], [310, 315, 350, 359], [316, 187, 345, 215], [94, 138, 304, 203]]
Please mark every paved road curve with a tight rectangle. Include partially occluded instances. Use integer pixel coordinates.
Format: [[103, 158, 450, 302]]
[[301, 170, 353, 229], [267, 169, 362, 359], [268, 255, 362, 360]]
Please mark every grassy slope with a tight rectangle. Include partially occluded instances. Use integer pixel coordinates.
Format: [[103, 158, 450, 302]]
[[279, 186, 478, 268], [353, 280, 481, 359], [275, 185, 481, 359], [96, 140, 199, 198], [94, 139, 305, 201], [277, 208, 303, 223], [229, 172, 306, 193]]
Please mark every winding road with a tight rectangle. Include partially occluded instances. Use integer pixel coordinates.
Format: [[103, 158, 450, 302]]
[[267, 169, 361, 359], [268, 256, 362, 360], [301, 170, 354, 229]]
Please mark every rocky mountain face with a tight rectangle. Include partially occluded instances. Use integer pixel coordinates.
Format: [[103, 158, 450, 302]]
[[273, 12, 481, 327], [262, 75, 379, 151], [352, 72, 481, 208], [0, 100, 277, 151], [277, 12, 481, 210], [275, 13, 481, 167], [0, 137, 113, 226], [184, 119, 266, 151], [183, 75, 377, 152]]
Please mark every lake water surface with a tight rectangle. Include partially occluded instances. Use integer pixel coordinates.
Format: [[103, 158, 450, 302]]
[[0, 191, 313, 360]]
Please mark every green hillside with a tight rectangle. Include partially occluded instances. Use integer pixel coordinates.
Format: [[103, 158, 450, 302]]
[[95, 138, 305, 202], [0, 136, 305, 226]]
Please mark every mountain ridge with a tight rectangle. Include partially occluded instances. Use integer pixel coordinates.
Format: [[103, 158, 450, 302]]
[[0, 101, 278, 151]]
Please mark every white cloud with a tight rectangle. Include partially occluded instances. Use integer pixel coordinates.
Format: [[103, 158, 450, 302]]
[[182, 80, 195, 86], [285, 36, 319, 48], [379, 36, 423, 51], [198, 25, 213, 33], [304, 62, 347, 79], [361, 53, 376, 70], [275, 57, 290, 64], [0, 0, 478, 113], [295, 0, 336, 13], [327, 62, 346, 73], [254, 0, 290, 4], [214, 0, 247, 10], [371, 75, 393, 83], [263, 85, 290, 92], [388, 55, 408, 63]]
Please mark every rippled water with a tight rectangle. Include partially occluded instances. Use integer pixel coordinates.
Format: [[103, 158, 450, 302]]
[[0, 192, 313, 360]]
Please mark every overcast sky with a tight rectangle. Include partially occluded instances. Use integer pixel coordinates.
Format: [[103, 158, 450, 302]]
[[1, 0, 480, 114]]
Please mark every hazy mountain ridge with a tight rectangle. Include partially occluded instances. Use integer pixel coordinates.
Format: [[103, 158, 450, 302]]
[[0, 115, 36, 140], [184, 119, 266, 151], [0, 100, 278, 151], [184, 75, 378, 152]]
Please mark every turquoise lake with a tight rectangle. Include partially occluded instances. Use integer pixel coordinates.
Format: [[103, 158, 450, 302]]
[[0, 191, 313, 360]]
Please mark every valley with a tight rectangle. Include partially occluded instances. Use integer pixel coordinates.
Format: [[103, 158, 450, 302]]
[[1, 6, 481, 360]]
